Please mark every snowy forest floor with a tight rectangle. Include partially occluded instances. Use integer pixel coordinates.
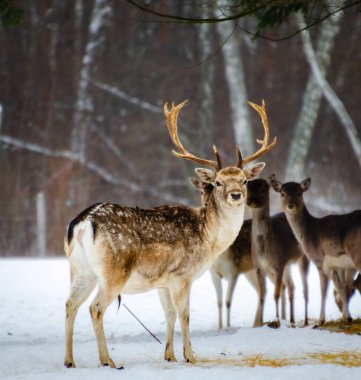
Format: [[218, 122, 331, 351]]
[[1, 258, 360, 380]]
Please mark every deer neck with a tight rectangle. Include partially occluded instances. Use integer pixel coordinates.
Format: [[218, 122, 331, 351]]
[[200, 193, 245, 258], [285, 204, 314, 250], [251, 204, 273, 253], [252, 203, 271, 232]]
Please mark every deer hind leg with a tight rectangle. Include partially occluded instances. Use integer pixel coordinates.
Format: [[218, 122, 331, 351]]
[[318, 268, 329, 324], [169, 280, 195, 364], [158, 288, 177, 362], [298, 255, 310, 326], [331, 270, 352, 322], [354, 273, 361, 295], [64, 271, 96, 368], [89, 282, 124, 368], [282, 267, 295, 326], [254, 268, 266, 327], [210, 269, 223, 329], [345, 269, 356, 302], [225, 274, 238, 329], [333, 270, 346, 312]]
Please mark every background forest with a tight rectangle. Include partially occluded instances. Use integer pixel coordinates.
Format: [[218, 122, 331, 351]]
[[0, 0, 360, 256]]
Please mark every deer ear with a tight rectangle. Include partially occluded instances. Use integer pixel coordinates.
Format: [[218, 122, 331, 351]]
[[301, 178, 311, 192], [244, 162, 265, 180], [195, 168, 216, 184], [269, 173, 282, 192], [189, 177, 203, 190]]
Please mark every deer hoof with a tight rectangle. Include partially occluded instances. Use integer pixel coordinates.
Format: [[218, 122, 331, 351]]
[[267, 319, 281, 329], [102, 358, 116, 368], [185, 355, 196, 364], [64, 361, 75, 368]]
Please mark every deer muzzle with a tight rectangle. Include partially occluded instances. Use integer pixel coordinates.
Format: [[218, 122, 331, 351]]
[[227, 191, 244, 206]]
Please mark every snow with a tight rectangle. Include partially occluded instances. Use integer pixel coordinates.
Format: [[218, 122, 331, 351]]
[[0, 258, 360, 380]]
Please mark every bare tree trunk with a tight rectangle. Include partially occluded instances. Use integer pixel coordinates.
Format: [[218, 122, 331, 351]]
[[197, 15, 215, 154], [68, 0, 112, 206], [285, 7, 342, 180], [0, 103, 3, 132], [36, 192, 46, 257], [72, 0, 112, 161], [297, 13, 361, 169], [216, 18, 254, 156]]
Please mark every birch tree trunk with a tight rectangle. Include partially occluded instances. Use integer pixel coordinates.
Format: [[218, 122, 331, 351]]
[[285, 8, 342, 180], [68, 0, 112, 206], [197, 16, 215, 154], [297, 13, 361, 169], [36, 192, 46, 257], [71, 0, 112, 162], [216, 19, 254, 156], [0, 103, 3, 132]]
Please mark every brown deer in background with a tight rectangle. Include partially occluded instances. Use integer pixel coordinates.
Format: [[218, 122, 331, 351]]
[[190, 178, 260, 329], [247, 179, 310, 327], [64, 99, 276, 368], [270, 174, 360, 323]]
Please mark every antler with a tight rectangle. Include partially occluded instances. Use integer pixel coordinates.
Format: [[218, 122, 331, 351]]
[[238, 99, 277, 168], [164, 100, 222, 171]]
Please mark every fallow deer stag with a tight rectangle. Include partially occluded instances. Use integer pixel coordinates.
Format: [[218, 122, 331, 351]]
[[190, 177, 259, 329], [270, 175, 360, 323], [64, 99, 276, 368], [247, 179, 310, 327]]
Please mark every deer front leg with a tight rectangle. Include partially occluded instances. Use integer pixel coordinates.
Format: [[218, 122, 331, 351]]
[[273, 271, 284, 321], [170, 280, 195, 364], [318, 268, 329, 325], [244, 270, 261, 327], [210, 269, 223, 329], [298, 255, 310, 326], [280, 285, 286, 320], [283, 267, 295, 326], [158, 288, 177, 362], [225, 274, 238, 329], [254, 268, 266, 327]]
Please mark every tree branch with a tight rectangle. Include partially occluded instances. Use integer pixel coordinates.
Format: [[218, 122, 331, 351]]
[[90, 79, 162, 113], [126, 0, 361, 42], [0, 134, 140, 191], [125, 0, 267, 24]]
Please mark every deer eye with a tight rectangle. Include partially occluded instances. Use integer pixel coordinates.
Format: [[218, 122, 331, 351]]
[[281, 192, 285, 197], [216, 181, 222, 187]]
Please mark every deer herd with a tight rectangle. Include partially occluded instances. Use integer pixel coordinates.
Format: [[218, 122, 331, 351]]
[[64, 99, 360, 369]]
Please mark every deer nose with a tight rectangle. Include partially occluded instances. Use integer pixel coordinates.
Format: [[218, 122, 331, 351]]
[[231, 193, 242, 201], [288, 203, 295, 209]]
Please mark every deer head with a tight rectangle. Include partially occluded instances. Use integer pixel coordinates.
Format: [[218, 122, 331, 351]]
[[164, 99, 277, 209], [269, 174, 311, 214], [246, 178, 270, 209]]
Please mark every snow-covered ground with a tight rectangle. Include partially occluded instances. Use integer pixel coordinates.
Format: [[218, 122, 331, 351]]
[[0, 258, 360, 380]]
